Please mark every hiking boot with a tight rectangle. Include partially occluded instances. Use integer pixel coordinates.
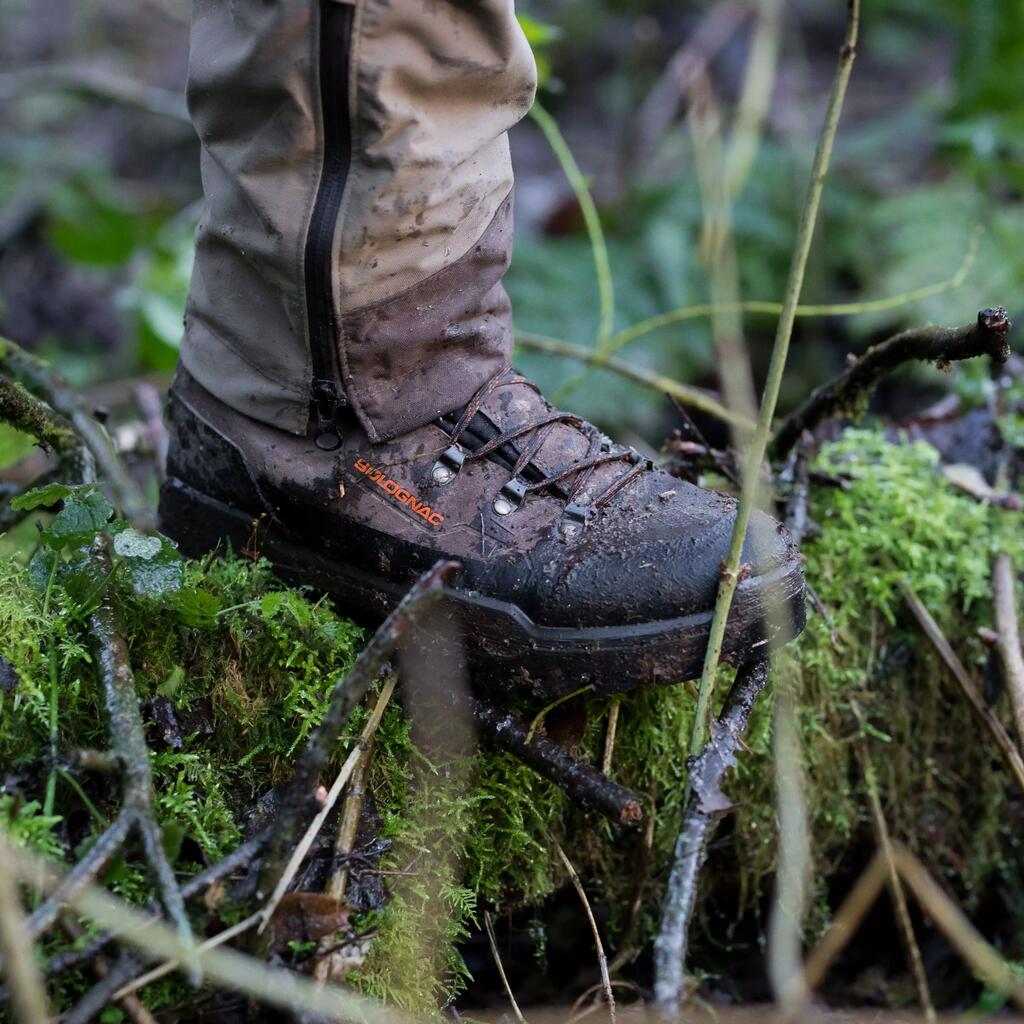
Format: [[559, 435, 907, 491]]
[[159, 365, 805, 698]]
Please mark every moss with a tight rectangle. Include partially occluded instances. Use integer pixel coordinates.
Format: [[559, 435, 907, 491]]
[[3, 426, 1024, 1012]]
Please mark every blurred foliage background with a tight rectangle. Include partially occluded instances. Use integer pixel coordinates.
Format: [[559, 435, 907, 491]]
[[0, 0, 1021, 444]]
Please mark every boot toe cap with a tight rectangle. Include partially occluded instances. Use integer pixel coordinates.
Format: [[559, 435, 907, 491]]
[[541, 491, 800, 628]]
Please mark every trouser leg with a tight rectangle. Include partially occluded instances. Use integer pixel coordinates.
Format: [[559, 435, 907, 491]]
[[181, 0, 537, 442]]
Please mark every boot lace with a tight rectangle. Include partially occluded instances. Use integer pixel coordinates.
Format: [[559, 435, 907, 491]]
[[438, 365, 647, 526]]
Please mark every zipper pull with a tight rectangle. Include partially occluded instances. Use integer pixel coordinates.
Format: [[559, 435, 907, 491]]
[[312, 378, 346, 451]]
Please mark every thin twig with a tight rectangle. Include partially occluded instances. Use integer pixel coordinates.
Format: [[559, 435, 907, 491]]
[[654, 656, 771, 1008], [602, 226, 982, 357], [772, 307, 1013, 459], [484, 910, 527, 1024], [601, 700, 620, 777], [721, 0, 781, 201], [556, 845, 616, 1023], [854, 724, 936, 1022], [26, 810, 134, 940], [63, 951, 145, 1024], [798, 850, 887, 1000], [472, 698, 643, 826], [0, 841, 51, 1024], [514, 330, 750, 430], [901, 581, 1024, 793], [992, 554, 1024, 747], [687, 0, 860, 763], [5, 843, 414, 1024], [892, 845, 1024, 1012], [257, 674, 397, 933], [113, 913, 262, 1001], [60, 915, 158, 1024]]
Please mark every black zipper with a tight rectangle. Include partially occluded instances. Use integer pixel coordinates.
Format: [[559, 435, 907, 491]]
[[305, 0, 355, 451]]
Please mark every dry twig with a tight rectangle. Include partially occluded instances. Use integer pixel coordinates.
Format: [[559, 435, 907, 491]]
[[992, 554, 1024, 747], [255, 561, 458, 938], [556, 845, 616, 1023], [472, 698, 643, 826], [258, 674, 398, 933], [901, 581, 1024, 793], [772, 307, 1012, 460], [0, 841, 51, 1024], [853, 726, 936, 1022], [484, 910, 527, 1024]]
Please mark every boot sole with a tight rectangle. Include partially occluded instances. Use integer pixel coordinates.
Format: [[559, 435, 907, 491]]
[[159, 477, 806, 698]]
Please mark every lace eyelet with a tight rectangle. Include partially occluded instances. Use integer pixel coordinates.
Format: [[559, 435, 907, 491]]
[[493, 477, 528, 516], [560, 501, 591, 537], [431, 445, 465, 485]]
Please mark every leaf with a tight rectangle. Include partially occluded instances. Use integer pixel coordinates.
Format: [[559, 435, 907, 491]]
[[271, 893, 352, 944], [113, 528, 163, 560], [174, 588, 221, 628], [46, 491, 113, 551], [114, 531, 184, 598], [11, 481, 77, 512], [125, 550, 184, 599]]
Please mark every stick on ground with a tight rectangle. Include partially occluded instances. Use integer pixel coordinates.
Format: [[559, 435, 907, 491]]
[[654, 656, 771, 1008], [901, 581, 1024, 793], [992, 554, 1024, 747], [772, 307, 1012, 460], [472, 698, 643, 826]]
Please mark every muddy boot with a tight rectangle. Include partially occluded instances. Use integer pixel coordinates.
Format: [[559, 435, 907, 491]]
[[160, 0, 805, 697]]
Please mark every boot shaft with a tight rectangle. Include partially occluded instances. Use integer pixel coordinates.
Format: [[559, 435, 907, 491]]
[[182, 0, 537, 441]]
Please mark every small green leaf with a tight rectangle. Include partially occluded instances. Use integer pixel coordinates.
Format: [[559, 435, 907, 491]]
[[11, 481, 77, 512], [46, 491, 113, 551], [175, 588, 221, 628]]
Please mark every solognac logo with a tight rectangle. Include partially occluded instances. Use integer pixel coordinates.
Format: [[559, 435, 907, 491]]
[[354, 458, 444, 527]]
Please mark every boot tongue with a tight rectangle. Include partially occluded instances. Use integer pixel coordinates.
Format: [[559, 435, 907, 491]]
[[468, 372, 631, 503]]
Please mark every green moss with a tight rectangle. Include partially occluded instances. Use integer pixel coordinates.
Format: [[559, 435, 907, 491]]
[[3, 426, 1023, 1012]]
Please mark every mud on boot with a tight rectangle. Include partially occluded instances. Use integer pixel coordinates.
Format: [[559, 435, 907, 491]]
[[158, 366, 805, 699]]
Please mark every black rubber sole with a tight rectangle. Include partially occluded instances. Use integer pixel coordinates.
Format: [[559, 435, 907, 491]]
[[159, 477, 806, 698]]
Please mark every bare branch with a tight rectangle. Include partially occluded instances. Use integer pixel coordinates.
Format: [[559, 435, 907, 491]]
[[772, 308, 1012, 460]]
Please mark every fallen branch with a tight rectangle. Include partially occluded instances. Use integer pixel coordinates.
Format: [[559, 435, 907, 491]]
[[771, 307, 1013, 460], [901, 581, 1024, 793], [654, 656, 771, 1008], [992, 554, 1024, 747], [471, 698, 643, 826]]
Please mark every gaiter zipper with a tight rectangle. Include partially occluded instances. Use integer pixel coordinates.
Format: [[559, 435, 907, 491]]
[[305, 0, 355, 451]]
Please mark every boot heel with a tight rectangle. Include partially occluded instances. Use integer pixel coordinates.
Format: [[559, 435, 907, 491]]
[[158, 477, 259, 559]]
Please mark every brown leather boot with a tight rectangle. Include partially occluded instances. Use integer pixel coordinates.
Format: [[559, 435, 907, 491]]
[[165, 0, 804, 697], [159, 366, 804, 698]]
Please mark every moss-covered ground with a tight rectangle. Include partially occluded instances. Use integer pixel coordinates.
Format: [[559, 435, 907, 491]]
[[2, 426, 1023, 1014]]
